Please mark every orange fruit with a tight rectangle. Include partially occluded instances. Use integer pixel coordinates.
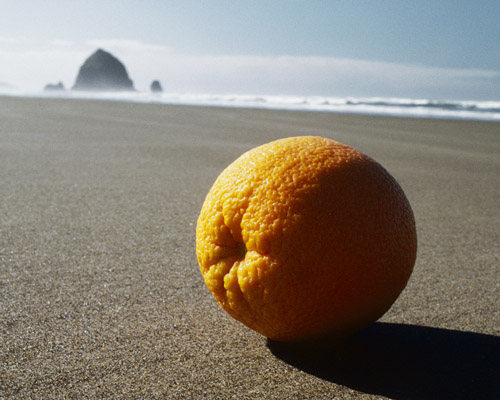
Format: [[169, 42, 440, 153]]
[[196, 136, 417, 342]]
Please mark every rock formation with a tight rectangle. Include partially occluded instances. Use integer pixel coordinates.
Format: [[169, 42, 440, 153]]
[[72, 49, 135, 91], [44, 82, 65, 91], [150, 80, 163, 93]]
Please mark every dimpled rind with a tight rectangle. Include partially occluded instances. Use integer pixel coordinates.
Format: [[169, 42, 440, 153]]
[[196, 136, 417, 341]]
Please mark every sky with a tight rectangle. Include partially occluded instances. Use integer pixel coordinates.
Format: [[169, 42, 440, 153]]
[[1, 0, 499, 100]]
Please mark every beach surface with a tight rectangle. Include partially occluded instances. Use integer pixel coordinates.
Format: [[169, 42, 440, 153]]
[[1, 96, 499, 399]]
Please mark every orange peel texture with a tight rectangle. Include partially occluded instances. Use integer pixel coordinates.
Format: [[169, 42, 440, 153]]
[[196, 136, 417, 342]]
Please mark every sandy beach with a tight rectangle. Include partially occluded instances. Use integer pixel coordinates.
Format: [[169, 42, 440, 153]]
[[1, 95, 499, 399]]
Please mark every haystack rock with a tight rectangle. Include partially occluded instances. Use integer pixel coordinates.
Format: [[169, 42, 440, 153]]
[[72, 49, 135, 91], [150, 80, 163, 93]]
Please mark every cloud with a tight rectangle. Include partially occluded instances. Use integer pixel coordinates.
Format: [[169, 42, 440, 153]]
[[0, 36, 25, 44], [86, 39, 172, 53], [123, 53, 500, 100], [0, 36, 499, 99], [51, 39, 75, 47]]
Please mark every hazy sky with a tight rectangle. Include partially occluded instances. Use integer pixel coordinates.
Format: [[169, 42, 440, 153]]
[[1, 0, 499, 99]]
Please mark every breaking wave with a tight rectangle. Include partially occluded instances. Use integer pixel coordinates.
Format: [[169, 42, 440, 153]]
[[4, 89, 500, 121]]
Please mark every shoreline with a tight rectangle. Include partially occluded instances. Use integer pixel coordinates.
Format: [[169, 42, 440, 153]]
[[2, 91, 499, 122]]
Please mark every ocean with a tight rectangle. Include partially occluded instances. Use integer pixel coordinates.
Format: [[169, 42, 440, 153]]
[[3, 89, 500, 121]]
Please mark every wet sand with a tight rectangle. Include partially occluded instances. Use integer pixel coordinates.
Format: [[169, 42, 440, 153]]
[[1, 95, 499, 399]]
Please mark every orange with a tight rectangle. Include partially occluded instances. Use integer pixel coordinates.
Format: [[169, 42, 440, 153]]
[[196, 136, 417, 342]]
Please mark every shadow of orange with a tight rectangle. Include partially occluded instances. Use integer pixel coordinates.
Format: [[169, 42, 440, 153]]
[[268, 322, 499, 400]]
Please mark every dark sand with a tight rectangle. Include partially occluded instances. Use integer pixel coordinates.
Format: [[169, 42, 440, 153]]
[[1, 96, 499, 399]]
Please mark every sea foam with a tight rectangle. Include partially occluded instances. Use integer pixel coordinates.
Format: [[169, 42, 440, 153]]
[[3, 89, 500, 121]]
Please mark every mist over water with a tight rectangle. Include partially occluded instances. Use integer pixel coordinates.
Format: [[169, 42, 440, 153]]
[[2, 88, 500, 121]]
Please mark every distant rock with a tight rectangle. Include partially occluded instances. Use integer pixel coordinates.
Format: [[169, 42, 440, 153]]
[[72, 49, 135, 91], [44, 82, 65, 92], [150, 80, 163, 93]]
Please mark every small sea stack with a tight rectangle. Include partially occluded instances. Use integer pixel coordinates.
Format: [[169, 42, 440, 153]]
[[44, 82, 65, 92], [150, 80, 163, 93]]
